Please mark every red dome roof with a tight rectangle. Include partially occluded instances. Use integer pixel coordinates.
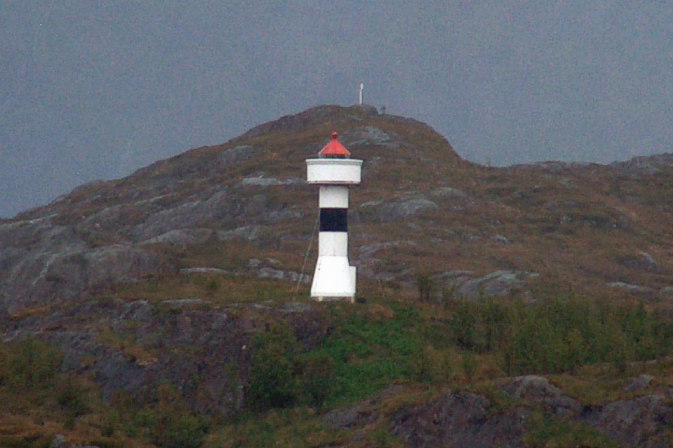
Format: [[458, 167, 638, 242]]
[[318, 132, 351, 158]]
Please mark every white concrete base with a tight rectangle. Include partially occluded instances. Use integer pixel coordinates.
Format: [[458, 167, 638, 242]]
[[318, 232, 348, 256], [310, 256, 356, 300]]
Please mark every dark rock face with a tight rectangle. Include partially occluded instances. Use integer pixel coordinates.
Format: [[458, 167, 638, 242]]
[[391, 391, 527, 448], [585, 395, 673, 448], [6, 298, 327, 417], [386, 377, 673, 448]]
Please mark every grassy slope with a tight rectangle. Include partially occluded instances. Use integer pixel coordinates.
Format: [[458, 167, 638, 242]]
[[2, 276, 673, 447]]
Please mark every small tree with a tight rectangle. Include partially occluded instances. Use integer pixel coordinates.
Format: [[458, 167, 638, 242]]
[[415, 271, 433, 302], [247, 323, 299, 411]]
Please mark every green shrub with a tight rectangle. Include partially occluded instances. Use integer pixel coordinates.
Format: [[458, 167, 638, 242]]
[[247, 323, 300, 411], [56, 375, 91, 417], [506, 297, 673, 374], [523, 410, 617, 447], [461, 351, 477, 379], [0, 434, 53, 448], [298, 351, 334, 409], [409, 345, 451, 383], [448, 296, 673, 376], [152, 411, 206, 448], [103, 384, 206, 447], [0, 337, 63, 392], [450, 303, 480, 351], [144, 383, 206, 448]]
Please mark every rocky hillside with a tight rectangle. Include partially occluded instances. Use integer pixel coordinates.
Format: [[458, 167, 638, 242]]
[[3, 104, 673, 315], [3, 104, 673, 447]]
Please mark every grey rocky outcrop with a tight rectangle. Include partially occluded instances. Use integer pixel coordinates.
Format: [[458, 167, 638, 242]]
[[437, 270, 538, 300], [238, 176, 303, 187], [429, 186, 469, 199], [623, 374, 655, 392], [141, 228, 214, 246], [1, 243, 174, 314], [360, 197, 438, 222], [386, 377, 673, 447], [216, 225, 264, 242], [0, 168, 304, 315], [585, 394, 673, 448], [49, 433, 100, 448], [607, 282, 656, 298], [341, 126, 397, 147], [390, 390, 527, 448], [504, 375, 581, 417], [217, 144, 256, 165]]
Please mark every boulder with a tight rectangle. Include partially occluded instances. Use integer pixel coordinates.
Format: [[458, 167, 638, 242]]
[[623, 374, 655, 392], [504, 375, 582, 417], [323, 404, 369, 430]]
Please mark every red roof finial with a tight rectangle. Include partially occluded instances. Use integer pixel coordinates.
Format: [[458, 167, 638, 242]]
[[319, 131, 351, 158]]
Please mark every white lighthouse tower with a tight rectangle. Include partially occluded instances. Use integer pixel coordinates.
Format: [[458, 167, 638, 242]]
[[306, 132, 363, 301]]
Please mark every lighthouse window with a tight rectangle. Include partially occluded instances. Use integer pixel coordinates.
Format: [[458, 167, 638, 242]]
[[320, 208, 348, 232]]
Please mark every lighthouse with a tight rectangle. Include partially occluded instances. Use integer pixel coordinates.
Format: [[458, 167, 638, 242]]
[[306, 132, 363, 301]]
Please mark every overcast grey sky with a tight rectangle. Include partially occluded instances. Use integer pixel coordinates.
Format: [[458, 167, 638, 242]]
[[2, 1, 672, 217]]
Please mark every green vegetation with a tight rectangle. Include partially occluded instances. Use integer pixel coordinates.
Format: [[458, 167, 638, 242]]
[[0, 337, 62, 397], [522, 411, 618, 448], [446, 296, 673, 375], [2, 293, 673, 447], [105, 384, 207, 448], [247, 322, 302, 410]]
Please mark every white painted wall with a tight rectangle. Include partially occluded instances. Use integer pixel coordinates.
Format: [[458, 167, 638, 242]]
[[306, 159, 362, 184]]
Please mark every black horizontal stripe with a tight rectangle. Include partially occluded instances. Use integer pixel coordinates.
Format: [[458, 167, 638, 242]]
[[320, 208, 347, 232]]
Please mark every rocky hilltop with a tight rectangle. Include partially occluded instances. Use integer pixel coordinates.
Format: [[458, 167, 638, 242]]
[[3, 105, 673, 447], [3, 104, 673, 315]]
